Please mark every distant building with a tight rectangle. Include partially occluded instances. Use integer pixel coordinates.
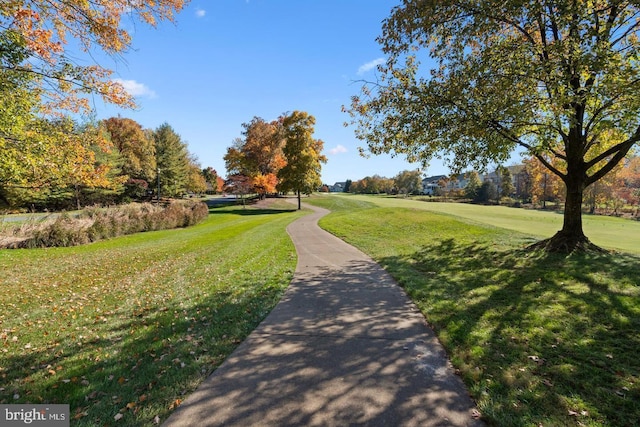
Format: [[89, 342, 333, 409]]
[[329, 182, 347, 192], [421, 174, 472, 194], [422, 175, 447, 195]]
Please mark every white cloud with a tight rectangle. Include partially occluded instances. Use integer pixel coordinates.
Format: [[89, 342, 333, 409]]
[[196, 9, 206, 18], [113, 78, 157, 98], [357, 58, 384, 75], [329, 144, 348, 155]]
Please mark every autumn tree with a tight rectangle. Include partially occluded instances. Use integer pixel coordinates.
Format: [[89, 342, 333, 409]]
[[348, 175, 394, 194], [224, 174, 253, 207], [277, 111, 327, 210], [185, 156, 207, 195], [524, 155, 565, 208], [0, 0, 186, 115], [395, 169, 423, 195], [224, 117, 286, 198], [616, 156, 640, 213], [70, 122, 127, 208], [102, 117, 156, 183], [346, 0, 640, 252], [202, 167, 220, 193]]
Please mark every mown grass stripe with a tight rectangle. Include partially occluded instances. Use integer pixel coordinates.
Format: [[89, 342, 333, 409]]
[[0, 203, 305, 426]]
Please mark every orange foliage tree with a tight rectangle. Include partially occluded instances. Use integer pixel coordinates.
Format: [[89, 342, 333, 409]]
[[224, 117, 286, 198], [523, 156, 564, 208], [611, 156, 640, 214], [1, 0, 187, 113]]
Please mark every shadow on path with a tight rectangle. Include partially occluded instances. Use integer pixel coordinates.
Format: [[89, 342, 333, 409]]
[[163, 201, 483, 426]]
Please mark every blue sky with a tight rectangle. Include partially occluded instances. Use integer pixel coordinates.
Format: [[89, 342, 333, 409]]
[[95, 0, 447, 185]]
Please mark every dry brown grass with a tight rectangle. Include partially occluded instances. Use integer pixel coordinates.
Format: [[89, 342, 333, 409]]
[[0, 200, 209, 248]]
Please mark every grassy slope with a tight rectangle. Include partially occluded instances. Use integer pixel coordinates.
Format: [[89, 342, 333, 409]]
[[338, 194, 640, 254], [308, 194, 639, 427], [0, 201, 304, 426]]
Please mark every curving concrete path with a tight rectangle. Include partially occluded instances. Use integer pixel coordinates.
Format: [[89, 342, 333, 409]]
[[163, 202, 484, 426]]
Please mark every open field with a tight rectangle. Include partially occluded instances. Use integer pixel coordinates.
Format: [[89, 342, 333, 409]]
[[0, 200, 303, 426], [332, 194, 640, 254], [307, 194, 639, 427]]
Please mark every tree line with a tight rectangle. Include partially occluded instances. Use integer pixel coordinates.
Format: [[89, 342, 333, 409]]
[[1, 116, 218, 211], [343, 155, 640, 216], [1, 1, 198, 212]]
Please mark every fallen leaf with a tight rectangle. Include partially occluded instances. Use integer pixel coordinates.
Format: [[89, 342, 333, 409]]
[[114, 413, 123, 421], [168, 399, 182, 410], [153, 415, 161, 425]]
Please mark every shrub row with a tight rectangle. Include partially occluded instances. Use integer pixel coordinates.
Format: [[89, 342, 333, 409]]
[[2, 200, 209, 248]]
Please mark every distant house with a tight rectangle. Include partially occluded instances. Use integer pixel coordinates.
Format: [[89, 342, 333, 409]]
[[481, 165, 522, 187], [421, 175, 447, 195], [422, 174, 474, 195], [445, 174, 470, 191], [329, 182, 347, 192]]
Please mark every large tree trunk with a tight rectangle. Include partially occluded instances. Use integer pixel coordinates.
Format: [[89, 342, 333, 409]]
[[529, 175, 604, 253]]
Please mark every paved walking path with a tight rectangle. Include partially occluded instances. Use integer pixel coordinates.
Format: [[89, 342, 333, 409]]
[[163, 202, 483, 426]]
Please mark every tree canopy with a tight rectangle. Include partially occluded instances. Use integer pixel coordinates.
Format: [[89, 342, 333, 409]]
[[346, 0, 640, 252], [277, 111, 327, 209], [103, 117, 156, 183], [0, 0, 187, 114], [395, 169, 423, 195], [224, 117, 285, 198], [153, 123, 190, 198]]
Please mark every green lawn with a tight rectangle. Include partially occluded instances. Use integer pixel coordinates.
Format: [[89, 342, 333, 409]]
[[307, 194, 639, 427], [331, 194, 640, 254], [2, 194, 637, 426], [0, 200, 304, 426]]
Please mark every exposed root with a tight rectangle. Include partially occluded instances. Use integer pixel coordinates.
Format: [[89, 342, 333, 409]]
[[526, 231, 608, 254]]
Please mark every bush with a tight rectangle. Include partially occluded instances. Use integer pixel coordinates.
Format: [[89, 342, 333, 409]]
[[1, 200, 209, 248]]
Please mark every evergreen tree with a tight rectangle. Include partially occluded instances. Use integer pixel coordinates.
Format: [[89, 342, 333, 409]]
[[464, 171, 481, 200], [153, 123, 189, 198], [498, 166, 515, 199]]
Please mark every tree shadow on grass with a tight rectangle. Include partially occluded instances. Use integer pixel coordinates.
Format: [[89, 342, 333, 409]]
[[378, 239, 640, 426], [211, 207, 298, 216], [206, 200, 297, 216], [0, 284, 287, 426]]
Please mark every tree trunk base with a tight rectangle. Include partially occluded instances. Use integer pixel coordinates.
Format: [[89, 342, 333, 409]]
[[526, 230, 607, 254]]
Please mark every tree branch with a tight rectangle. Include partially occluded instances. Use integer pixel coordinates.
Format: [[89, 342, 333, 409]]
[[585, 127, 640, 170]]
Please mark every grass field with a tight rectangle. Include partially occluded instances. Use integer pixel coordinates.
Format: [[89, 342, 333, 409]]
[[307, 194, 639, 427], [336, 194, 640, 254], [0, 200, 304, 426]]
